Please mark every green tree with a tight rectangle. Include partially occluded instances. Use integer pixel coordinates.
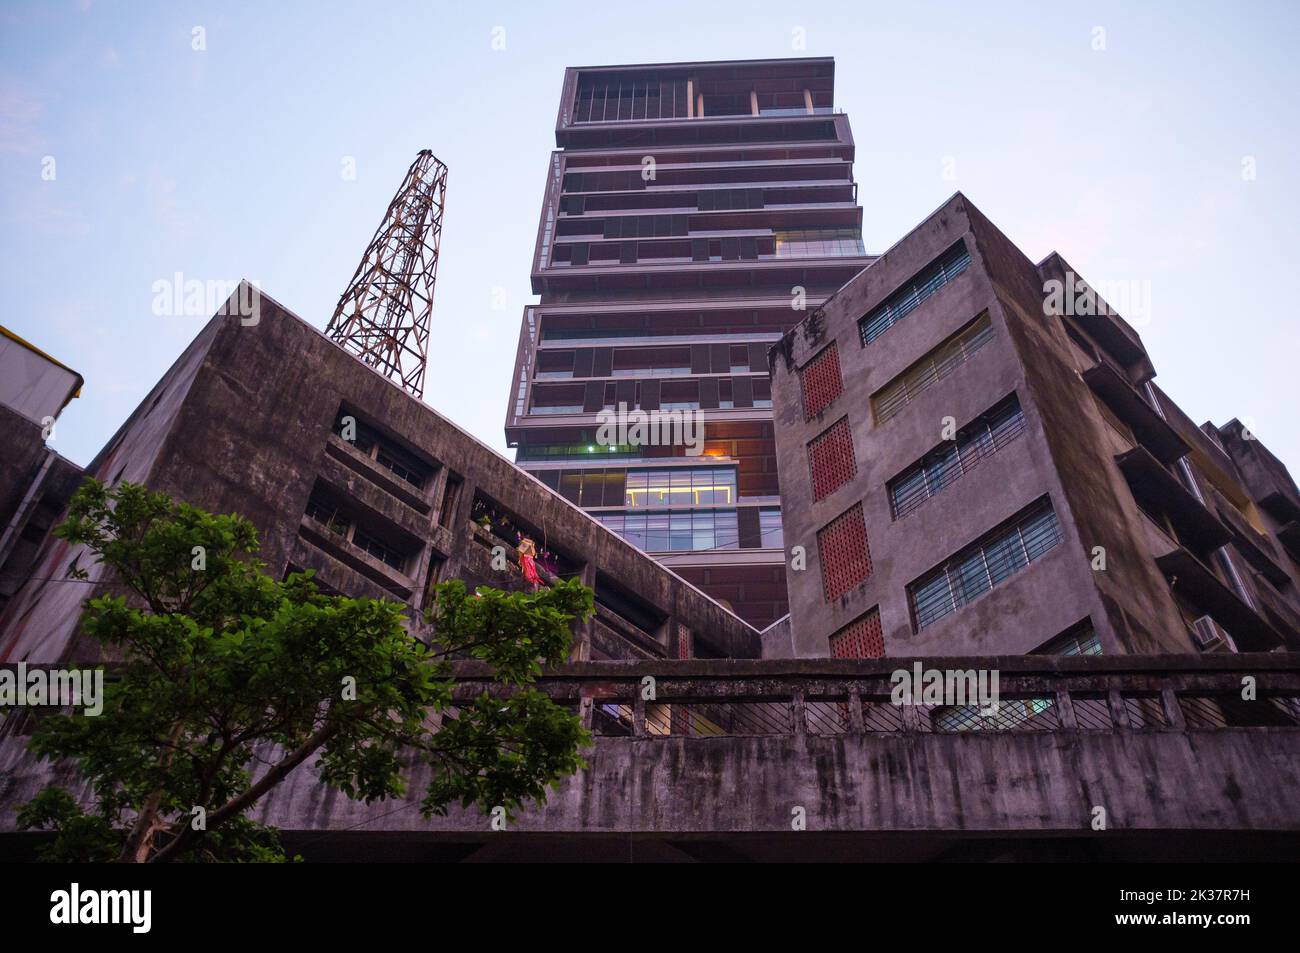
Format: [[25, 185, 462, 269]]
[[16, 479, 592, 862]]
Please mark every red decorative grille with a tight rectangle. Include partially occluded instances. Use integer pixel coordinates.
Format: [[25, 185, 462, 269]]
[[817, 503, 872, 601], [829, 607, 884, 658], [808, 417, 856, 501], [799, 344, 842, 420]]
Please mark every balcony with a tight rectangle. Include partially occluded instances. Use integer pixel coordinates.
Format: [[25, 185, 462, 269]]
[[10, 655, 1300, 860], [1116, 447, 1230, 553], [1082, 361, 1189, 464], [1204, 484, 1292, 589], [1154, 547, 1285, 651], [1278, 521, 1300, 562], [1221, 421, 1300, 525], [298, 513, 416, 600]]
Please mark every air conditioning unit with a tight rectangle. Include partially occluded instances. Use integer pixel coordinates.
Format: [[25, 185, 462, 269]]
[[1190, 615, 1231, 652]]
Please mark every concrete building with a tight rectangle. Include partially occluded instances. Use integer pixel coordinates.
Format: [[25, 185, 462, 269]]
[[0, 328, 85, 619], [767, 192, 1300, 660], [503, 58, 872, 629], [0, 293, 758, 669], [1, 81, 1298, 860], [0, 227, 1297, 861]]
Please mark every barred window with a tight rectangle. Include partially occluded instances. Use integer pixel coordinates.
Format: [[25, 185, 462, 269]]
[[829, 607, 884, 658], [859, 240, 971, 345], [872, 313, 993, 424], [353, 529, 406, 572], [305, 493, 351, 536], [818, 503, 872, 601], [1033, 624, 1102, 656], [334, 414, 433, 489], [808, 417, 857, 501], [908, 498, 1063, 630], [888, 395, 1026, 518], [799, 343, 842, 420]]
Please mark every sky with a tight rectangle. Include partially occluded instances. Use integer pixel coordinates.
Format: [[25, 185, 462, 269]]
[[2, 0, 1298, 473]]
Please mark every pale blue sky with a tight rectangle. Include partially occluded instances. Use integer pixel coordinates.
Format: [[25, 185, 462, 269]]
[[2, 0, 1297, 472]]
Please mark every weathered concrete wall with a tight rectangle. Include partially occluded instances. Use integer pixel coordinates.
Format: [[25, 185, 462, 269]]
[[6, 726, 1294, 838], [768, 192, 1297, 659], [0, 289, 760, 666], [0, 314, 222, 665], [771, 195, 1112, 657]]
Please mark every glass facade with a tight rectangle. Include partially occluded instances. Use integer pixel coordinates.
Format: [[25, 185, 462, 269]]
[[774, 228, 866, 258], [509, 61, 868, 629], [535, 465, 736, 509], [623, 467, 736, 507], [759, 507, 784, 549], [596, 509, 739, 552]]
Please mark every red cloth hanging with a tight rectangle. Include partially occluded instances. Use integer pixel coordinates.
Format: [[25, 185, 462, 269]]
[[520, 553, 542, 589]]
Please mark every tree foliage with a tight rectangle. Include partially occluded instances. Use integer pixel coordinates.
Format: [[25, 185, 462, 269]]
[[18, 480, 592, 862]]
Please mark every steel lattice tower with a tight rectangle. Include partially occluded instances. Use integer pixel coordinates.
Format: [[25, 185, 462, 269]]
[[326, 150, 448, 399]]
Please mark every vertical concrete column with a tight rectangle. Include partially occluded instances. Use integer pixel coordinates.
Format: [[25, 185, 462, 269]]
[[633, 688, 647, 737], [1107, 688, 1130, 730], [803, 88, 814, 114], [900, 704, 921, 733], [1160, 686, 1186, 729], [427, 463, 450, 518], [571, 561, 596, 662], [1055, 689, 1079, 731], [847, 690, 866, 732]]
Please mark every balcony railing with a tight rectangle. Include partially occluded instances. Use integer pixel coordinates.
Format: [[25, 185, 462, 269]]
[[441, 654, 1300, 738], [8, 656, 1297, 746]]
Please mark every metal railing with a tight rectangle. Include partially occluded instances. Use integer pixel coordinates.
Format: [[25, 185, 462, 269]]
[[446, 654, 1300, 739], [8, 655, 1298, 744]]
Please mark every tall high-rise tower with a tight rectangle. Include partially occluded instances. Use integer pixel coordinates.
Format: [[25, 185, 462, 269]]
[[504, 58, 871, 629]]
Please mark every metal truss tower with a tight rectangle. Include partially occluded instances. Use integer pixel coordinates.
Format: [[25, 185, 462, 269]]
[[326, 150, 448, 399]]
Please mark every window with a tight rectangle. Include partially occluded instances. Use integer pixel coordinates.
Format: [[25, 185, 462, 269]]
[[758, 507, 784, 549], [932, 697, 1056, 732], [888, 396, 1026, 518], [817, 503, 872, 601], [304, 485, 415, 576], [773, 228, 865, 258], [596, 509, 738, 552], [334, 413, 432, 489], [808, 417, 857, 501], [620, 467, 735, 508], [798, 343, 842, 420], [909, 498, 1063, 630], [1032, 624, 1102, 656], [305, 492, 351, 537], [573, 78, 692, 123], [829, 607, 884, 658], [438, 476, 462, 529], [859, 240, 971, 345], [352, 529, 405, 571], [872, 313, 994, 424]]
